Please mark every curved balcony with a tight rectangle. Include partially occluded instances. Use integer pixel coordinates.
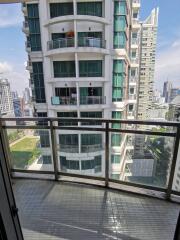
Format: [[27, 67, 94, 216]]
[[81, 144, 103, 153], [80, 96, 106, 105], [46, 37, 108, 56], [58, 144, 79, 153]]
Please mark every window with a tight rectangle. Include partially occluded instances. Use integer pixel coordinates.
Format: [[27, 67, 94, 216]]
[[80, 112, 102, 125], [81, 134, 102, 146], [111, 155, 121, 164], [111, 174, 120, 180], [114, 16, 127, 32], [81, 155, 101, 172], [132, 32, 137, 38], [42, 156, 52, 164], [59, 134, 78, 146], [57, 112, 77, 126], [130, 88, 134, 94], [53, 61, 76, 78], [27, 4, 41, 51], [129, 104, 134, 112], [114, 1, 127, 15], [60, 156, 79, 170], [39, 130, 50, 148], [112, 111, 122, 129], [37, 112, 48, 126], [50, 3, 73, 18], [111, 133, 121, 147], [131, 69, 136, 76], [32, 62, 46, 103], [114, 32, 127, 49], [79, 60, 102, 77], [133, 12, 138, 18], [131, 51, 136, 58], [112, 60, 126, 102], [77, 2, 102, 17]]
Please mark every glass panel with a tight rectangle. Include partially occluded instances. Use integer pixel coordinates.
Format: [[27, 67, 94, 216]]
[[57, 112, 78, 126], [57, 128, 105, 178], [77, 2, 102, 17], [53, 61, 76, 78], [114, 16, 127, 32], [79, 60, 102, 77], [109, 133, 175, 188], [50, 3, 73, 18], [8, 129, 53, 172], [114, 1, 127, 15], [80, 112, 102, 125]]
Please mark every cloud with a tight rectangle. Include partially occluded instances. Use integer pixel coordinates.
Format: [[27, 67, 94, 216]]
[[155, 39, 180, 89], [0, 5, 23, 28], [0, 61, 29, 94], [0, 61, 13, 73]]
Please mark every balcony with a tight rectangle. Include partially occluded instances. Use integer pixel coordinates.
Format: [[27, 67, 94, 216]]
[[1, 117, 180, 240], [78, 37, 105, 48], [51, 96, 77, 105], [48, 37, 74, 50], [80, 96, 106, 105]]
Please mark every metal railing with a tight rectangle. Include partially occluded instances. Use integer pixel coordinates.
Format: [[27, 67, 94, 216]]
[[78, 37, 105, 48], [51, 96, 77, 105], [0, 117, 180, 201], [48, 38, 75, 50], [129, 94, 136, 100], [81, 144, 103, 153], [80, 96, 106, 105], [58, 144, 79, 153]]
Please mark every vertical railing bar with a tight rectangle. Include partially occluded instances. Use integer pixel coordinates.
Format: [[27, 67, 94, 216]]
[[50, 120, 58, 181], [105, 122, 109, 187], [0, 119, 12, 176], [166, 126, 180, 200]]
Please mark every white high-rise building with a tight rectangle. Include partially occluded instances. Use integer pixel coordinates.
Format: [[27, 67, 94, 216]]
[[0, 78, 14, 117], [137, 8, 159, 121], [22, 0, 157, 180]]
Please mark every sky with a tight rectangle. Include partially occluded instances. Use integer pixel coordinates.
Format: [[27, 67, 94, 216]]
[[0, 1, 180, 95]]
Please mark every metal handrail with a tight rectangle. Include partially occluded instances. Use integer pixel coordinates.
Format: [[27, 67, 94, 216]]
[[48, 37, 75, 50], [51, 96, 77, 105], [78, 37, 105, 48], [0, 117, 180, 200], [80, 96, 106, 105]]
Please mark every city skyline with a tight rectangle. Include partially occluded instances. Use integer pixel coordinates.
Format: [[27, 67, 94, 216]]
[[0, 0, 180, 94]]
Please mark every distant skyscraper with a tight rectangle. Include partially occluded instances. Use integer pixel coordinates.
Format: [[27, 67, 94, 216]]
[[23, 87, 31, 104], [0, 78, 14, 117], [163, 81, 172, 103], [137, 8, 159, 121]]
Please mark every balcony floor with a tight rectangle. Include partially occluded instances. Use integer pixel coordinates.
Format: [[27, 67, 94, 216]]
[[13, 179, 179, 240]]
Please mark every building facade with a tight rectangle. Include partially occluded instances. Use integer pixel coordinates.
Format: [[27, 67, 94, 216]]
[[137, 8, 159, 121], [22, 0, 158, 180], [0, 78, 14, 117]]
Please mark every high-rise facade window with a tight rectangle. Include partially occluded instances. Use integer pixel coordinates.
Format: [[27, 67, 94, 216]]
[[27, 4, 41, 51], [77, 2, 102, 17], [50, 3, 73, 18], [79, 60, 102, 77], [32, 62, 46, 103], [53, 61, 76, 78]]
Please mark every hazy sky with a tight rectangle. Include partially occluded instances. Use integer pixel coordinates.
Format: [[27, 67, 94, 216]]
[[0, 1, 180, 95]]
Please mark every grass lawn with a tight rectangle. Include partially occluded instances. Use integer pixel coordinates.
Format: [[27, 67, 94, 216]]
[[10, 137, 40, 169]]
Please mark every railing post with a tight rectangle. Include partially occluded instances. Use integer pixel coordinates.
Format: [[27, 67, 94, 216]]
[[0, 119, 12, 176], [166, 126, 180, 200], [50, 120, 58, 181], [105, 122, 109, 187]]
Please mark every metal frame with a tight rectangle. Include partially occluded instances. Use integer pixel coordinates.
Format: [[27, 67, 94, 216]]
[[1, 117, 180, 201]]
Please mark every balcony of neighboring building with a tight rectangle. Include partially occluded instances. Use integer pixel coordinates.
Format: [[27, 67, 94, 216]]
[[22, 20, 29, 34], [1, 117, 180, 240], [132, 0, 141, 9]]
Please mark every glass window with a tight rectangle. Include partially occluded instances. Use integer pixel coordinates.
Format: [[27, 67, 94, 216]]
[[114, 1, 127, 15], [129, 104, 134, 111], [130, 88, 134, 94], [80, 112, 102, 125], [81, 134, 102, 146], [79, 60, 102, 77], [114, 15, 127, 32], [111, 133, 121, 147], [81, 155, 102, 171], [111, 155, 121, 164], [57, 112, 78, 126], [60, 157, 79, 170], [94, 155, 102, 173], [77, 2, 102, 17], [59, 134, 78, 146], [53, 61, 76, 78], [81, 159, 94, 170], [39, 130, 50, 148], [112, 111, 122, 129], [37, 112, 48, 126], [50, 3, 73, 18], [132, 51, 136, 58], [114, 32, 127, 49], [42, 155, 52, 164], [32, 62, 46, 103], [111, 174, 120, 180]]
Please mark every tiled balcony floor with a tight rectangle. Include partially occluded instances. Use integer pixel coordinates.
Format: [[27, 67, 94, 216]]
[[13, 179, 179, 240]]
